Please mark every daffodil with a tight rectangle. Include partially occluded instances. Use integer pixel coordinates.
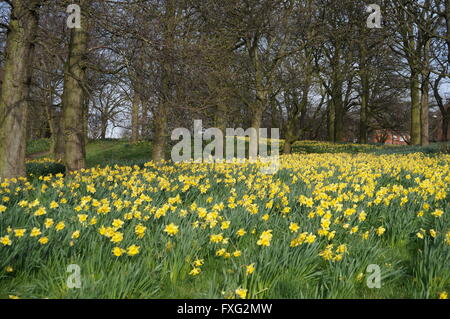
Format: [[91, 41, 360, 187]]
[[235, 288, 247, 299], [127, 245, 140, 256], [189, 267, 201, 276], [164, 223, 179, 236], [246, 263, 255, 275], [112, 247, 125, 257], [289, 223, 300, 233]]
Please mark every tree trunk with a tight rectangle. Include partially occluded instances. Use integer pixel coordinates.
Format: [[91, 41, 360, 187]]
[[359, 42, 369, 144], [283, 140, 292, 155], [152, 0, 175, 162], [40, 106, 50, 138], [51, 111, 65, 161], [44, 86, 64, 161], [214, 103, 227, 134], [360, 91, 368, 144], [100, 114, 108, 140], [410, 69, 421, 145], [331, 77, 344, 142], [443, 114, 449, 142], [250, 101, 264, 158], [151, 104, 168, 162], [283, 124, 296, 154], [0, 0, 40, 179], [83, 95, 89, 145], [334, 96, 344, 142], [248, 35, 267, 158], [421, 41, 430, 146], [420, 83, 429, 146], [63, 23, 88, 172], [432, 75, 448, 142], [131, 93, 140, 142], [283, 70, 311, 154], [446, 0, 450, 64], [327, 99, 335, 142], [140, 101, 149, 139]]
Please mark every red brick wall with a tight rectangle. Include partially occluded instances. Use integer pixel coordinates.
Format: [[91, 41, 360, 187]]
[[370, 130, 409, 145]]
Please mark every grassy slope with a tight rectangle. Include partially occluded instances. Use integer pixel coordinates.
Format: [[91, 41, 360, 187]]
[[26, 139, 153, 166], [26, 138, 450, 164], [85, 140, 152, 167], [1, 153, 448, 299], [26, 139, 51, 156], [4, 139, 449, 299]]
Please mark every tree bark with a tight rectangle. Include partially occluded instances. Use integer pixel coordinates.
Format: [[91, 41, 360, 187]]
[[248, 38, 267, 158], [420, 81, 429, 146], [446, 0, 450, 64], [63, 20, 88, 172], [100, 113, 108, 140], [410, 69, 421, 145], [359, 41, 369, 144], [152, 0, 175, 162], [334, 94, 344, 142], [442, 114, 449, 142], [140, 100, 149, 139], [0, 0, 40, 179], [131, 93, 140, 142], [214, 103, 227, 134], [432, 75, 448, 142], [331, 74, 344, 142], [327, 99, 335, 142], [151, 104, 168, 162], [44, 84, 64, 160], [83, 95, 89, 145], [283, 124, 295, 154], [420, 41, 430, 146], [51, 111, 65, 161], [328, 46, 344, 143], [250, 102, 264, 158], [283, 68, 311, 154]]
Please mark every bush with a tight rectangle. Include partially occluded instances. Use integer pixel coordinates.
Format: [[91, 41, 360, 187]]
[[92, 158, 150, 169], [26, 162, 66, 178], [291, 140, 378, 154]]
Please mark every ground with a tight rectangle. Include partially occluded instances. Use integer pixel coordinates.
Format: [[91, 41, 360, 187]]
[[0, 139, 448, 299]]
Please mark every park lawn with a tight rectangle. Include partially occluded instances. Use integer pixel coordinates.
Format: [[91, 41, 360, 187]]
[[0, 150, 449, 299], [85, 140, 152, 167]]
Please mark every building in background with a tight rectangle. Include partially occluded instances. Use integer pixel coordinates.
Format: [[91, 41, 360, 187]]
[[369, 129, 410, 145]]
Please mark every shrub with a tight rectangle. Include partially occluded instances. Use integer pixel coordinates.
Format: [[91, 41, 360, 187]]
[[26, 160, 65, 178]]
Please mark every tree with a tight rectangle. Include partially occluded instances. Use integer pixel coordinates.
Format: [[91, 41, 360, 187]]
[[388, 0, 440, 145], [0, 0, 41, 179], [62, 0, 88, 172]]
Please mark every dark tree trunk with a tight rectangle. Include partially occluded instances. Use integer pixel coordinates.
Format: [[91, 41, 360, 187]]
[[0, 0, 40, 179]]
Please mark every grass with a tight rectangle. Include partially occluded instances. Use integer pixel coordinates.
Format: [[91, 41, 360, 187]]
[[3, 139, 448, 299], [291, 140, 450, 155], [85, 140, 152, 167], [26, 139, 51, 156], [26, 138, 450, 166]]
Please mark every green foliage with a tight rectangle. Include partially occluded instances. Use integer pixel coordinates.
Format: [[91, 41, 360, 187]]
[[291, 140, 379, 154], [86, 140, 152, 167], [25, 162, 66, 178], [3, 139, 447, 299], [26, 139, 51, 156]]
